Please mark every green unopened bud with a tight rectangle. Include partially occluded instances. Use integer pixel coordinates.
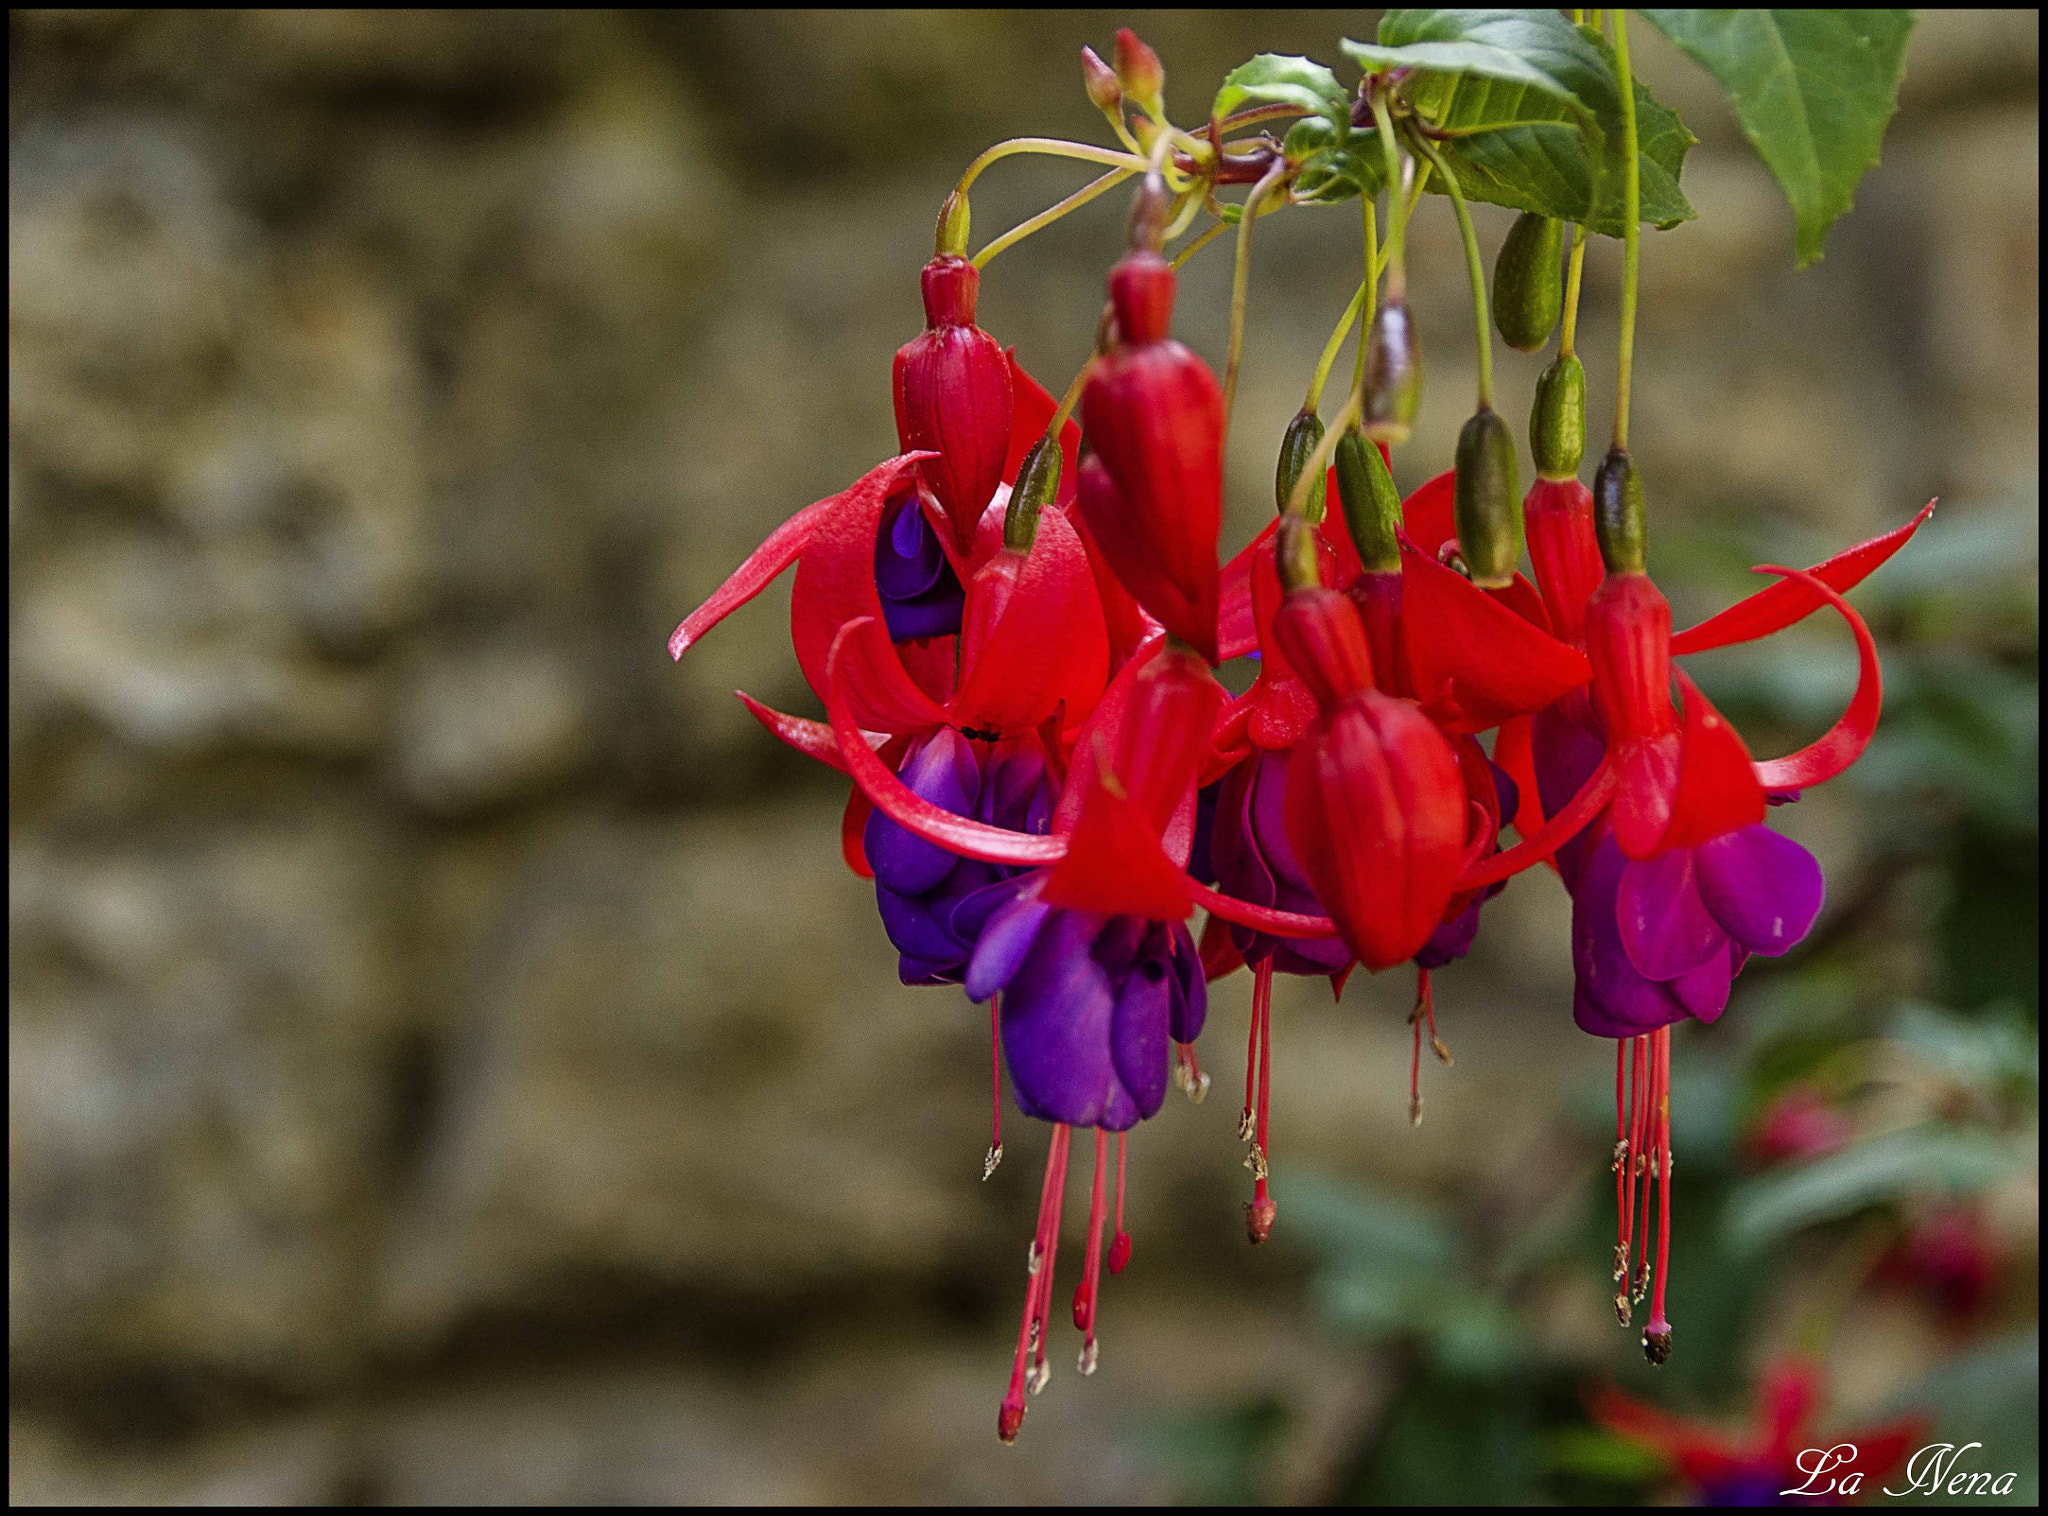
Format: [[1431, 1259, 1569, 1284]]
[[1080, 45, 1122, 115], [1593, 447, 1647, 574], [1334, 427, 1402, 573], [1531, 352, 1586, 480], [1276, 409, 1328, 524], [935, 191, 970, 258], [1361, 299, 1422, 446], [1004, 435, 1062, 552], [1275, 514, 1321, 594], [1453, 405, 1522, 588], [1493, 212, 1564, 352]]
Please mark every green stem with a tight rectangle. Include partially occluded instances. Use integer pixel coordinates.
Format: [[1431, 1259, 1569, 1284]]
[[1048, 353, 1095, 440], [1161, 186, 1206, 242], [974, 167, 1135, 270], [1410, 132, 1493, 409], [956, 137, 1149, 197], [1369, 91, 1410, 301], [1168, 218, 1229, 270], [1353, 192, 1379, 399], [1611, 9, 1640, 449], [1223, 160, 1292, 437], [1307, 280, 1369, 414], [1559, 221, 1588, 358], [1215, 102, 1309, 135]]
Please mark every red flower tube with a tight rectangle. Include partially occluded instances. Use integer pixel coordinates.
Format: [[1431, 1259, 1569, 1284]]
[[894, 254, 1015, 554]]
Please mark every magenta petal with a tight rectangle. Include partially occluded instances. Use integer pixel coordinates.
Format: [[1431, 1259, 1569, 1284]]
[[1616, 848, 1728, 981], [1109, 952, 1173, 1126], [1670, 939, 1736, 1021], [1571, 828, 1690, 1036], [1694, 825, 1825, 957]]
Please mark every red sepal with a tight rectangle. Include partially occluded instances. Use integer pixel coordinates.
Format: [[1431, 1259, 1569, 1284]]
[[842, 784, 875, 878], [1670, 501, 1934, 655], [1198, 912, 1247, 981], [1401, 468, 1458, 558], [1652, 670, 1765, 853], [1745, 564, 1884, 791], [1399, 541, 1591, 732], [950, 506, 1110, 735], [1455, 759, 1616, 891], [791, 453, 948, 733], [1040, 740, 1195, 919], [826, 618, 1063, 868], [1490, 716, 1552, 868], [1188, 879, 1337, 940], [734, 689, 883, 775], [669, 492, 837, 661], [1002, 350, 1080, 505]]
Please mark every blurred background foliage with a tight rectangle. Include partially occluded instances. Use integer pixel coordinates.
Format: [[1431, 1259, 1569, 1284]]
[[9, 8, 2037, 1505]]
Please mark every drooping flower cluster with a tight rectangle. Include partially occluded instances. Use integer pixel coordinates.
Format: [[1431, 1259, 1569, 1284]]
[[667, 26, 1932, 1442]]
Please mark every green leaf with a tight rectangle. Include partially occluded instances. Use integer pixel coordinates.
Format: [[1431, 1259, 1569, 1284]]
[[1346, 10, 1619, 122], [1213, 53, 1351, 128], [1637, 10, 1915, 267], [1283, 116, 1387, 204], [1723, 1124, 2013, 1254]]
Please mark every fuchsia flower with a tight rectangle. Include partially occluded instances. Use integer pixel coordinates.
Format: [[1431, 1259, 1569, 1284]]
[[895, 254, 1016, 553], [1591, 1357, 1926, 1506]]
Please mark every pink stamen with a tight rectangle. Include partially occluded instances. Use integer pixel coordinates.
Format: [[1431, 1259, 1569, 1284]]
[[998, 1123, 1071, 1443], [1072, 1128, 1109, 1374], [985, 993, 1004, 1180], [1632, 1036, 1653, 1304], [1108, 1130, 1132, 1274], [1246, 961, 1277, 1244], [1644, 1027, 1675, 1365]]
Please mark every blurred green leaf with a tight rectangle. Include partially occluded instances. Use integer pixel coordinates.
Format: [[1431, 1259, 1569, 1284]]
[[1213, 53, 1350, 127], [1725, 1125, 2014, 1254], [1279, 1171, 1463, 1274], [1874, 1332, 2040, 1505], [1547, 1425, 1668, 1484]]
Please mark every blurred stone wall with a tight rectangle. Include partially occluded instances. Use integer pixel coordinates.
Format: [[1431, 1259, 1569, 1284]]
[[9, 10, 2037, 1503]]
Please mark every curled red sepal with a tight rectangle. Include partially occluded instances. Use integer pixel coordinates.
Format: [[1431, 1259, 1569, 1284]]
[[1187, 878, 1337, 941], [1744, 564, 1884, 791], [1198, 912, 1247, 981], [1670, 501, 1935, 656], [827, 618, 1064, 868], [951, 505, 1110, 734], [1399, 541, 1591, 732], [1040, 740, 1195, 919], [735, 689, 883, 775], [1455, 759, 1616, 891], [1490, 715, 1556, 876], [1402, 468, 1458, 557], [1654, 670, 1765, 852], [1216, 499, 1354, 662], [841, 784, 875, 878], [669, 493, 838, 661]]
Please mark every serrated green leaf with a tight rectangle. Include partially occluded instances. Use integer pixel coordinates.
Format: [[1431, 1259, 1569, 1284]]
[[1214, 52, 1350, 128], [1347, 10, 1618, 121], [1638, 10, 1915, 267], [1724, 1124, 2013, 1255]]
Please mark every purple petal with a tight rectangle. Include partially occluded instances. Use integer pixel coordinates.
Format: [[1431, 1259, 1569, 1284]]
[[1108, 948, 1172, 1125], [866, 730, 979, 894], [965, 887, 1051, 1002], [875, 491, 965, 642], [1167, 923, 1208, 1043], [1694, 825, 1825, 956], [875, 883, 969, 965], [1532, 704, 1607, 891], [1414, 893, 1485, 970], [897, 955, 959, 987], [1616, 848, 1728, 981], [1000, 910, 1118, 1128], [1570, 826, 1690, 1035], [1669, 939, 1735, 1020], [947, 873, 1020, 946]]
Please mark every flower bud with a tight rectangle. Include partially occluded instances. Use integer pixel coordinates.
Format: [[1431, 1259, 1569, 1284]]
[[1280, 661, 1467, 970], [1081, 45, 1122, 115], [1078, 251, 1224, 662], [1531, 352, 1586, 480], [1334, 425, 1402, 573], [1593, 446, 1648, 574], [1269, 587, 1373, 709], [1112, 27, 1164, 115], [1361, 298, 1422, 445], [1523, 476, 1601, 640], [1584, 570, 1674, 744], [934, 190, 970, 259], [1493, 212, 1564, 352], [1275, 408, 1328, 524], [894, 255, 1014, 552], [1275, 514, 1321, 595], [1003, 435, 1061, 552], [1453, 405, 1522, 588]]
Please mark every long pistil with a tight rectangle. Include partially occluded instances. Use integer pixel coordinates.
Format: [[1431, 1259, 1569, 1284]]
[[1108, 1130, 1132, 1274], [998, 1122, 1071, 1444], [1644, 1026, 1675, 1365], [985, 994, 1004, 1180], [1245, 960, 1277, 1244], [1072, 1127, 1110, 1375]]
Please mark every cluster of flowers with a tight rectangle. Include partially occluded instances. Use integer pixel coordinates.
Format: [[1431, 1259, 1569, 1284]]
[[670, 33, 1931, 1445]]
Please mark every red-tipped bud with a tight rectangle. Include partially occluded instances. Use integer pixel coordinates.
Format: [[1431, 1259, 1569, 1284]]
[[1585, 571, 1675, 744], [1245, 1195, 1277, 1245], [1112, 28, 1164, 114], [1279, 653, 1467, 971], [1107, 1230, 1132, 1274], [1081, 45, 1122, 114], [893, 255, 1014, 552], [1524, 476, 1602, 641], [1078, 253, 1223, 661], [1270, 588, 1375, 709]]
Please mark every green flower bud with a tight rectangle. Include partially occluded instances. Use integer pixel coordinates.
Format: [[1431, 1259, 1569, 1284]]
[[1531, 352, 1586, 480], [1275, 513, 1321, 594], [1453, 405, 1522, 588], [1276, 408, 1328, 524], [935, 190, 970, 258], [1593, 446, 1648, 574], [1492, 212, 1564, 352], [1361, 298, 1422, 446], [1333, 427, 1402, 573], [1004, 435, 1062, 552]]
